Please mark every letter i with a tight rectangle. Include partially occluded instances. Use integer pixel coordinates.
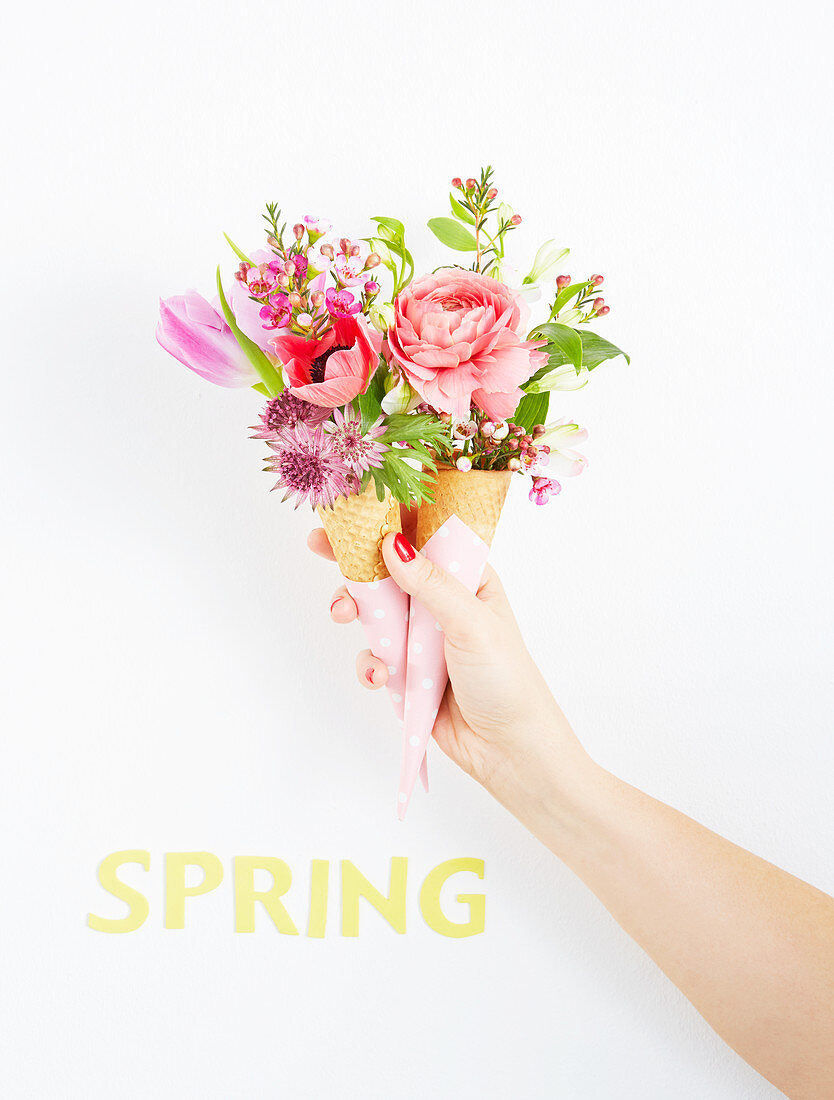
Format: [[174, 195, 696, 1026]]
[[307, 860, 329, 938]]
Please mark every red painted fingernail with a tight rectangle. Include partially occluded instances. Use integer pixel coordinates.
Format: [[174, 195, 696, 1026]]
[[329, 599, 340, 615], [394, 533, 416, 562], [365, 667, 375, 685]]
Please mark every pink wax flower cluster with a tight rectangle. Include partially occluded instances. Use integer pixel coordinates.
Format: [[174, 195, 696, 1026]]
[[156, 165, 629, 509]]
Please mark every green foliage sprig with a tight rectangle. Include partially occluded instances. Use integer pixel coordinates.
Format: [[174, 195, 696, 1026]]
[[428, 166, 519, 275]]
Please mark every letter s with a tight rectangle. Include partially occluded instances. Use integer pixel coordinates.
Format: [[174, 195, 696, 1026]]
[[87, 850, 150, 933]]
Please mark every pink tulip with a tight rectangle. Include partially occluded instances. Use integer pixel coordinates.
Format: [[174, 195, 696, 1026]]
[[156, 290, 260, 388]]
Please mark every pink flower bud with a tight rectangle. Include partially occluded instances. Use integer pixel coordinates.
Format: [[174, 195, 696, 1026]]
[[277, 274, 291, 288], [364, 280, 380, 294], [364, 253, 381, 269], [487, 187, 498, 200], [455, 456, 473, 472], [465, 178, 477, 190], [293, 223, 304, 240], [597, 305, 611, 316], [311, 291, 325, 308], [288, 292, 303, 308], [296, 312, 313, 329], [593, 297, 605, 310], [339, 238, 350, 255], [532, 424, 546, 438], [556, 274, 571, 290], [592, 274, 604, 286], [451, 177, 462, 188], [284, 260, 296, 276], [481, 421, 496, 437], [508, 458, 522, 472], [320, 243, 335, 261], [349, 244, 361, 258], [507, 439, 519, 451], [510, 214, 522, 226]]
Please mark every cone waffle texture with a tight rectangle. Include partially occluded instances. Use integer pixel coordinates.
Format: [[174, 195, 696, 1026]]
[[416, 467, 512, 550], [316, 482, 401, 582]]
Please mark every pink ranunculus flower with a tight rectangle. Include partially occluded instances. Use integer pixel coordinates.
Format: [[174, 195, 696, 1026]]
[[385, 268, 548, 419], [269, 315, 382, 407], [156, 289, 260, 388]]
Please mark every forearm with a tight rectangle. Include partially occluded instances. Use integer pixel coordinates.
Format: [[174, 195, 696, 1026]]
[[489, 732, 834, 1099]]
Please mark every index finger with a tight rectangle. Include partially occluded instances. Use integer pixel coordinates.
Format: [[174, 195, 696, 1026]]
[[307, 527, 336, 562]]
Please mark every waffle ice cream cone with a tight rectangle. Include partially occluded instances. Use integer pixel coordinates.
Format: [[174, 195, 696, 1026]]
[[416, 466, 513, 550], [316, 482, 401, 582]]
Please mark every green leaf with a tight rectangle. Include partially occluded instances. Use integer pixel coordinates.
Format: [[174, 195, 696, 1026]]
[[449, 193, 476, 225], [379, 413, 450, 446], [377, 450, 438, 505], [576, 329, 630, 368], [223, 233, 254, 265], [551, 279, 593, 315], [215, 267, 284, 397], [252, 382, 270, 396], [371, 215, 405, 241], [357, 367, 386, 430], [523, 328, 627, 392], [514, 391, 550, 433], [427, 217, 477, 252], [532, 322, 583, 373]]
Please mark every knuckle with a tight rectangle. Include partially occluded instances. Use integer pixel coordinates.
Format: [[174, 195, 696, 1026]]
[[418, 556, 447, 592]]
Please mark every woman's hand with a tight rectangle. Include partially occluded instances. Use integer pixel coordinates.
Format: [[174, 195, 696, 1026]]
[[309, 518, 834, 1099], [307, 521, 588, 797]]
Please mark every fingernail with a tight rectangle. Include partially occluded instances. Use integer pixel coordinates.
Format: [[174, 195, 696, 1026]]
[[365, 667, 375, 685], [393, 533, 416, 562], [329, 598, 341, 615]]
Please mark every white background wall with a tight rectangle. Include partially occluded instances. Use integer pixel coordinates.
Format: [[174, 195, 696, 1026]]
[[2, 1, 832, 1097]]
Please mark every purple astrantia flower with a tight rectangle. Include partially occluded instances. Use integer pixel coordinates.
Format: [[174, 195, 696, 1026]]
[[156, 290, 260, 388], [265, 423, 356, 509], [528, 476, 561, 506], [323, 406, 387, 474], [251, 392, 329, 440]]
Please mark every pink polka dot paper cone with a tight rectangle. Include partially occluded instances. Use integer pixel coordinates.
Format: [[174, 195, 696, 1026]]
[[397, 515, 491, 819], [344, 577, 428, 792]]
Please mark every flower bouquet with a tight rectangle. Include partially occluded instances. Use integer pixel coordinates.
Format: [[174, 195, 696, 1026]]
[[157, 167, 628, 817]]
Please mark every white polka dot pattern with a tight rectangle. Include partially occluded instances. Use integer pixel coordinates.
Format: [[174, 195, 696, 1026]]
[[344, 574, 428, 799], [397, 515, 490, 820]]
